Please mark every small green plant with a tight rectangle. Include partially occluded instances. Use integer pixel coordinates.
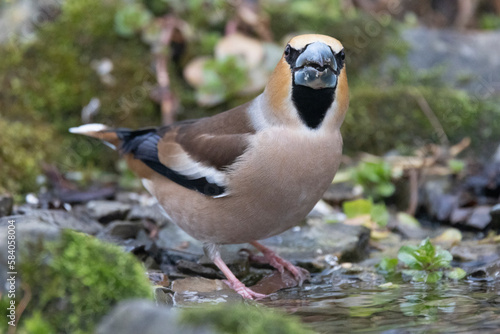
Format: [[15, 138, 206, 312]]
[[378, 238, 466, 283], [351, 160, 395, 200], [342, 198, 389, 227], [376, 257, 398, 275]]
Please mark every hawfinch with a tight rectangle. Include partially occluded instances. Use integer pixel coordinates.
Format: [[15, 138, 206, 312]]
[[71, 34, 348, 299]]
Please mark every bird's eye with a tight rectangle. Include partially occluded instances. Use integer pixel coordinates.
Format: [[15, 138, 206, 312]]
[[284, 45, 291, 57], [339, 50, 345, 61]]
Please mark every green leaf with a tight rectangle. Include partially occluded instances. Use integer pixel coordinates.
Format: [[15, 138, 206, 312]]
[[448, 159, 465, 174], [115, 4, 153, 37], [425, 271, 443, 283], [398, 245, 422, 269], [402, 269, 426, 281], [397, 212, 421, 228], [447, 267, 466, 280], [371, 203, 389, 227], [375, 182, 395, 197], [376, 257, 398, 274], [343, 198, 372, 218]]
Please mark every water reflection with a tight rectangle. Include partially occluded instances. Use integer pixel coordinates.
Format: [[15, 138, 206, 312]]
[[261, 277, 500, 333]]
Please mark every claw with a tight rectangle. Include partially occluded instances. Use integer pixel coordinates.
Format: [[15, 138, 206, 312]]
[[224, 280, 268, 300], [250, 241, 310, 286]]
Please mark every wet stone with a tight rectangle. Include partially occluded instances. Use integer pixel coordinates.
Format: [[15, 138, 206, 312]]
[[86, 200, 132, 224], [176, 259, 223, 279], [155, 287, 174, 306], [258, 222, 370, 265], [98, 221, 142, 240], [173, 289, 243, 305], [450, 243, 500, 263], [466, 206, 492, 230], [171, 277, 233, 293], [251, 270, 305, 295], [0, 194, 13, 217], [469, 259, 500, 281]]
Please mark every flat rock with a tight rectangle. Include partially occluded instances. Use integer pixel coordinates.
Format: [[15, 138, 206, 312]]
[[156, 224, 204, 254], [466, 206, 492, 230], [96, 300, 213, 334], [489, 204, 500, 230], [469, 259, 500, 281], [97, 220, 142, 240], [403, 27, 500, 95], [259, 221, 370, 264], [322, 182, 361, 205], [127, 203, 170, 227], [0, 210, 103, 235], [450, 207, 473, 225], [171, 277, 233, 293], [251, 270, 306, 295], [176, 260, 223, 279], [450, 243, 500, 263], [86, 200, 131, 224], [0, 194, 13, 217]]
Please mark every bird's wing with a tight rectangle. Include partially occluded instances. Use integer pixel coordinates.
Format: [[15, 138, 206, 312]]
[[119, 103, 255, 197]]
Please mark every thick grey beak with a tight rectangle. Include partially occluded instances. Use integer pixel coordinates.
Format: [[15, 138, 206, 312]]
[[293, 42, 338, 90]]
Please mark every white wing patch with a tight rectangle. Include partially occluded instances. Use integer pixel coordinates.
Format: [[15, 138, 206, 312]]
[[168, 150, 229, 189], [69, 123, 108, 133]]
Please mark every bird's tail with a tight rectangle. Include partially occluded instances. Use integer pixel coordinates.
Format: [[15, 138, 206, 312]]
[[69, 123, 121, 150]]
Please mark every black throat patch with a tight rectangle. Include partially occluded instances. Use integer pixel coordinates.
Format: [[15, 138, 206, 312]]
[[292, 85, 335, 129]]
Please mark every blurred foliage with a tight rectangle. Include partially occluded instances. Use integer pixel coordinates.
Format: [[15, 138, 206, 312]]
[[342, 198, 389, 227], [179, 303, 316, 334], [344, 65, 500, 154], [0, 230, 152, 334], [479, 13, 500, 30], [0, 0, 158, 194], [1, 0, 499, 195], [351, 160, 395, 200], [0, 117, 58, 195]]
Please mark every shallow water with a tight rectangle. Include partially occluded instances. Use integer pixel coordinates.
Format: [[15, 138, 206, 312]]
[[262, 276, 500, 333]]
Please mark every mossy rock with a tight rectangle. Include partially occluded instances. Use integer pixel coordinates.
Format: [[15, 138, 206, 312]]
[[0, 229, 152, 333], [343, 84, 500, 154], [179, 303, 317, 334]]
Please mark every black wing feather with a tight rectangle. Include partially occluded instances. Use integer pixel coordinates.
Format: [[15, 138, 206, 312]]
[[115, 128, 226, 196]]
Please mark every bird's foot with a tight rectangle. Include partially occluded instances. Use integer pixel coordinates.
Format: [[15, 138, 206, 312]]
[[249, 242, 310, 286], [262, 252, 310, 285], [223, 279, 268, 300]]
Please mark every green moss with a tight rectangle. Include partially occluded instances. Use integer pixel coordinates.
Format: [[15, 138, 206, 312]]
[[0, 117, 59, 195], [0, 230, 152, 333], [179, 303, 316, 334], [343, 83, 500, 154], [0, 0, 159, 193]]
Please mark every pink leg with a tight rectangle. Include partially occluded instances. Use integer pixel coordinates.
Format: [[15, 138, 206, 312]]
[[250, 241, 310, 285], [205, 244, 267, 300]]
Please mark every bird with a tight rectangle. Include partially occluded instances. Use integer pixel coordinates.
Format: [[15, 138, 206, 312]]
[[70, 34, 348, 299]]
